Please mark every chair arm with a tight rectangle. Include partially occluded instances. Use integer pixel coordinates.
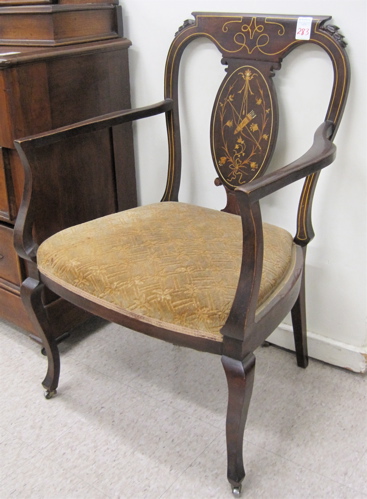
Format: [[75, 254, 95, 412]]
[[14, 99, 174, 149], [221, 121, 336, 343], [235, 121, 336, 204], [13, 100, 173, 262]]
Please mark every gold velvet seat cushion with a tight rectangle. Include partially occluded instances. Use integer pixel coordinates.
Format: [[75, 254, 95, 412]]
[[37, 202, 295, 341]]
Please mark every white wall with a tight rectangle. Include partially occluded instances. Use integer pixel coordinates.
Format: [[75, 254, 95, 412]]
[[120, 0, 367, 372]]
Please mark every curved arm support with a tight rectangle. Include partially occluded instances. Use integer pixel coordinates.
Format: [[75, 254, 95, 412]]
[[13, 100, 174, 263], [220, 121, 336, 343], [13, 145, 38, 262], [237, 120, 336, 246], [220, 199, 263, 343], [235, 121, 336, 203]]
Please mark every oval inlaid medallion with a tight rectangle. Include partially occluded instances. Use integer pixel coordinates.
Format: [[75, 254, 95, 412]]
[[211, 65, 275, 188]]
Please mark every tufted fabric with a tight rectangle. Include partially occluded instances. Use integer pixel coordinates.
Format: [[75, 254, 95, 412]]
[[37, 202, 295, 341]]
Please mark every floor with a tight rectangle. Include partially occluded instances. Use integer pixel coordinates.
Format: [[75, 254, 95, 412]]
[[1, 318, 366, 499]]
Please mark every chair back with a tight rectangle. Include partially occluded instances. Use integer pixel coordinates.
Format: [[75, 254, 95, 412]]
[[162, 13, 350, 211]]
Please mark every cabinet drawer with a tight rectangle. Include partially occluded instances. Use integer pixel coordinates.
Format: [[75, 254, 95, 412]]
[[0, 224, 24, 285]]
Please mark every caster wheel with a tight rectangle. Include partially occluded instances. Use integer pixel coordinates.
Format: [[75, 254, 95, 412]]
[[232, 485, 242, 497], [44, 389, 57, 399]]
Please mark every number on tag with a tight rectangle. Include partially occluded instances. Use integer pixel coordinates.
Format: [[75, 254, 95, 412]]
[[296, 17, 313, 40]]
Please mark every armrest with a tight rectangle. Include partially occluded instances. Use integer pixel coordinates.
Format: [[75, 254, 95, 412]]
[[235, 121, 336, 204], [14, 99, 173, 262], [14, 99, 174, 149], [221, 121, 336, 342]]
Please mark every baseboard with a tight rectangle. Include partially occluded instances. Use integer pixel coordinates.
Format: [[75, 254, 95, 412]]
[[268, 323, 367, 374]]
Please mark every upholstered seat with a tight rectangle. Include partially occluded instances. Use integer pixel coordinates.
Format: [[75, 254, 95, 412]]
[[38, 202, 295, 341]]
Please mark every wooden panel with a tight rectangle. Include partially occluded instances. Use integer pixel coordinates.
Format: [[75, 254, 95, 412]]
[[0, 147, 28, 222], [0, 0, 118, 5], [0, 5, 122, 47], [0, 62, 52, 148], [57, 0, 119, 4], [8, 148, 24, 219], [0, 150, 10, 221], [0, 40, 131, 148], [0, 148, 21, 222], [47, 46, 131, 127], [29, 129, 123, 244], [0, 227, 34, 334], [0, 224, 23, 284], [0, 70, 14, 148], [0, 284, 34, 332], [0, 0, 54, 4]]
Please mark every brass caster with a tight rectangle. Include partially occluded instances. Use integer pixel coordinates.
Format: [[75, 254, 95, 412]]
[[232, 485, 242, 497], [44, 389, 57, 399]]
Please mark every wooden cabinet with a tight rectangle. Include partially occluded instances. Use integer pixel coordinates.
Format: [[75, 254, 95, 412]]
[[0, 36, 137, 341]]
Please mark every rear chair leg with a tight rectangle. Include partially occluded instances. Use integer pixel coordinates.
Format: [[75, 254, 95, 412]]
[[21, 277, 60, 398], [291, 271, 309, 368], [222, 353, 256, 496]]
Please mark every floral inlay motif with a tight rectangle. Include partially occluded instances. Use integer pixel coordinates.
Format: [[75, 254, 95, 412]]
[[213, 66, 273, 186]]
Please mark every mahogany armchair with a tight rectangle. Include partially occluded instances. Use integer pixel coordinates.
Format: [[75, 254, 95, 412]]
[[14, 13, 349, 495]]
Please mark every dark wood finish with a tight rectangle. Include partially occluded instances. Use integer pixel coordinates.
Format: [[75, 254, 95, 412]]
[[0, 223, 23, 284], [291, 247, 308, 368], [0, 5, 123, 46], [0, 39, 133, 148], [0, 150, 13, 221], [14, 13, 350, 494], [222, 354, 256, 494], [14, 101, 169, 262], [0, 38, 137, 339], [21, 277, 60, 396], [0, 148, 30, 223], [0, 0, 118, 5]]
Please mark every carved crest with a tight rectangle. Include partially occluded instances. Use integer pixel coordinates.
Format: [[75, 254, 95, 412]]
[[321, 24, 347, 48], [211, 66, 275, 187]]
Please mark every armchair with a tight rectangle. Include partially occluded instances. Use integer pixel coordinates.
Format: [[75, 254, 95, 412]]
[[14, 13, 350, 495]]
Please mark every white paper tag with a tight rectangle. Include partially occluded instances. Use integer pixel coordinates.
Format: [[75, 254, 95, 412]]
[[295, 17, 313, 40]]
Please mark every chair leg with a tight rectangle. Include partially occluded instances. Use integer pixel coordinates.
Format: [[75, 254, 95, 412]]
[[21, 277, 60, 398], [291, 271, 309, 368], [222, 353, 256, 496]]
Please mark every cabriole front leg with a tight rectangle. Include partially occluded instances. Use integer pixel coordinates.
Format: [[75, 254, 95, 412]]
[[21, 277, 60, 398], [222, 353, 256, 496]]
